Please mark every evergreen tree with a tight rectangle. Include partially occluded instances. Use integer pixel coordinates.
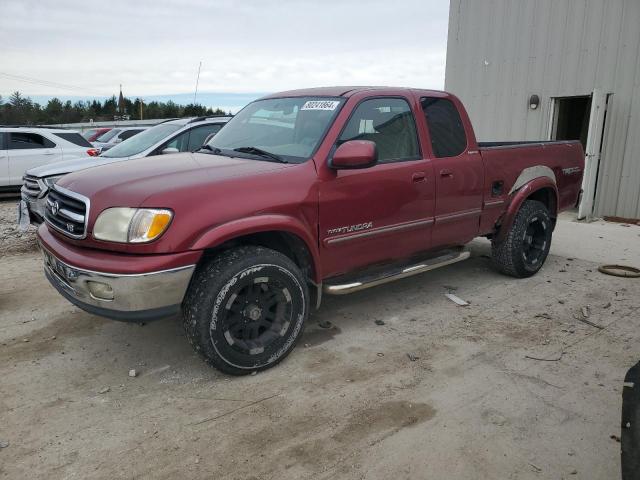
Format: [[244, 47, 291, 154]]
[[0, 91, 231, 124]]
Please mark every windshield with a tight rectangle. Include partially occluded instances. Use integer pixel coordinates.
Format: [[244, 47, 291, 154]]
[[95, 129, 120, 143], [102, 123, 183, 158], [207, 96, 344, 163]]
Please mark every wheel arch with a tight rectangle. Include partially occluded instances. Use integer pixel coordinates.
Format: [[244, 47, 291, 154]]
[[495, 177, 558, 242], [189, 215, 321, 284]]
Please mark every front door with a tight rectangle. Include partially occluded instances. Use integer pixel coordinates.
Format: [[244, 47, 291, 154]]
[[421, 97, 484, 247], [319, 97, 435, 277]]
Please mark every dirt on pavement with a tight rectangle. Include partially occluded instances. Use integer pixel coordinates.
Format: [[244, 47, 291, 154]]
[[0, 199, 38, 255], [1, 199, 639, 479]]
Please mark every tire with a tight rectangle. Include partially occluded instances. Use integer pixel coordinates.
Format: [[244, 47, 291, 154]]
[[182, 246, 309, 375], [491, 200, 553, 278]]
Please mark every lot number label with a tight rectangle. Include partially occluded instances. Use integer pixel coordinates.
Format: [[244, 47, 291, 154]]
[[301, 100, 340, 111]]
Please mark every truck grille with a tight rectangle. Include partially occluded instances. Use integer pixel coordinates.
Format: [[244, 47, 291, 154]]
[[22, 175, 43, 200], [44, 186, 89, 239]]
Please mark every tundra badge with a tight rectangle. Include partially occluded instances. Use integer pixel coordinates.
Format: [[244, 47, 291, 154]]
[[327, 222, 373, 236]]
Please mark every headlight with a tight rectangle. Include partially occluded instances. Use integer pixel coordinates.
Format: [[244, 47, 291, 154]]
[[93, 208, 173, 243], [43, 175, 64, 187]]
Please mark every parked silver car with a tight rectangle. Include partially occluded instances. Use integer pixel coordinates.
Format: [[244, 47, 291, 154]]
[[91, 126, 148, 153], [20, 116, 231, 225]]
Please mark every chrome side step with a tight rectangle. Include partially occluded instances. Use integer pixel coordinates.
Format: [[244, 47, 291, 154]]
[[323, 248, 470, 295]]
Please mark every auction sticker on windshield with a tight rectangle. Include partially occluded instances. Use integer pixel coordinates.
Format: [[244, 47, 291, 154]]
[[301, 100, 340, 111]]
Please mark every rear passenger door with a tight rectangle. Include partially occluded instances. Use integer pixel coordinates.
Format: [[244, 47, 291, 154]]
[[0, 133, 9, 187], [421, 97, 484, 247], [7, 132, 62, 185]]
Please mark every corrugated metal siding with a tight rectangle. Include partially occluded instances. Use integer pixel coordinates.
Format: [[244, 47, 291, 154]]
[[445, 0, 640, 219]]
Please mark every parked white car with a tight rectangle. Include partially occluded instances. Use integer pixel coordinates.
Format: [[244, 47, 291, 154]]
[[1, 126, 96, 191], [20, 116, 231, 225]]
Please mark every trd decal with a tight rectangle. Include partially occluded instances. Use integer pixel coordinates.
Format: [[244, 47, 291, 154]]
[[562, 166, 582, 175]]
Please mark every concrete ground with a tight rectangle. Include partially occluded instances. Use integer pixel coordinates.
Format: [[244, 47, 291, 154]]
[[1, 200, 639, 480]]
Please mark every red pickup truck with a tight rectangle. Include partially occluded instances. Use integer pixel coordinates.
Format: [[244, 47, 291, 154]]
[[38, 86, 584, 374]]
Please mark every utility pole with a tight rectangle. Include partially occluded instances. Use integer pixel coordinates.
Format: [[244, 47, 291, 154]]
[[139, 100, 143, 120]]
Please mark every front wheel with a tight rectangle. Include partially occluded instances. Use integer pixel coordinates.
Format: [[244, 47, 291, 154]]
[[183, 246, 309, 375], [491, 199, 553, 278]]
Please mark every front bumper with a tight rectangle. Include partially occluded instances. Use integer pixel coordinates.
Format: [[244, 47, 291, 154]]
[[20, 189, 47, 225], [40, 243, 196, 322]]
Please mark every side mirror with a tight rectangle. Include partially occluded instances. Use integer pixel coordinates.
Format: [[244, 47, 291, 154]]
[[161, 147, 180, 155], [114, 137, 123, 144], [330, 140, 377, 170]]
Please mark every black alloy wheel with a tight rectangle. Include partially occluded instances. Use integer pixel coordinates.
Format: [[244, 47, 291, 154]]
[[521, 214, 549, 268], [218, 275, 294, 357], [183, 246, 309, 375]]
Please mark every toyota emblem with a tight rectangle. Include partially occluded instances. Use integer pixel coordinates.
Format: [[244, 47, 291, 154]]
[[51, 201, 60, 215]]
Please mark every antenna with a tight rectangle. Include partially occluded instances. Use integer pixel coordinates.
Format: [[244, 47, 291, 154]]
[[186, 60, 203, 153], [193, 61, 202, 105]]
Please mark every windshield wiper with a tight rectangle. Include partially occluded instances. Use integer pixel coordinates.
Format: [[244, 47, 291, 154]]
[[232, 146, 286, 163], [197, 145, 222, 154]]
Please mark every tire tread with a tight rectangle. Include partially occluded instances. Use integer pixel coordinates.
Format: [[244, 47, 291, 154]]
[[491, 200, 551, 278]]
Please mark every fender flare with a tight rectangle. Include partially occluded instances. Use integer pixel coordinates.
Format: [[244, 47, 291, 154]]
[[189, 214, 322, 282], [496, 176, 559, 242]]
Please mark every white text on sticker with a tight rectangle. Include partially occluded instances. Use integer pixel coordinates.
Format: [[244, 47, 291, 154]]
[[301, 100, 340, 111]]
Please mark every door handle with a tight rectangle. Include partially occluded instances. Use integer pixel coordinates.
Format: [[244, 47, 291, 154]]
[[43, 150, 55, 155], [412, 172, 426, 183], [440, 169, 453, 177]]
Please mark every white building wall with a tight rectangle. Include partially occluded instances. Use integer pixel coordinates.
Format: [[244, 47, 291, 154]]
[[445, 0, 640, 219]]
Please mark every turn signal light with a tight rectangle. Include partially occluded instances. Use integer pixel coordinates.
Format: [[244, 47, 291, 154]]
[[87, 148, 100, 157]]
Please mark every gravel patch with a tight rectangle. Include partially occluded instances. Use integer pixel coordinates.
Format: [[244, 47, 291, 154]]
[[0, 198, 38, 256]]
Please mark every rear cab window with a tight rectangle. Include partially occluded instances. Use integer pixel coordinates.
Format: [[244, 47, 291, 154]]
[[52, 132, 92, 147], [421, 97, 467, 157], [338, 97, 420, 163], [8, 132, 55, 149]]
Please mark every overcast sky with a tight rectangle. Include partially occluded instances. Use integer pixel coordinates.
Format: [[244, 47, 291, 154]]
[[0, 0, 449, 103]]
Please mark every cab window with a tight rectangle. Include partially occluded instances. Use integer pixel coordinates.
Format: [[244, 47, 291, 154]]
[[338, 98, 420, 163]]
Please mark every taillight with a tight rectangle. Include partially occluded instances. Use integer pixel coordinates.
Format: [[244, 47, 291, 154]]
[[87, 148, 99, 157]]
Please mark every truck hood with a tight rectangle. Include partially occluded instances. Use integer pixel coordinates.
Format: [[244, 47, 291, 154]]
[[57, 152, 294, 208], [27, 155, 132, 178]]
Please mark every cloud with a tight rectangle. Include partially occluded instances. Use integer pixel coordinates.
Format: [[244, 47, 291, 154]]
[[0, 0, 449, 98]]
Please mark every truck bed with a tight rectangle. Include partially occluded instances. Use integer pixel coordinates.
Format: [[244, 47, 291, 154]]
[[477, 139, 584, 234]]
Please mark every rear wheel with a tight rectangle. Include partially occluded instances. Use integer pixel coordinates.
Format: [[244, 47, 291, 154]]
[[183, 246, 309, 375], [491, 200, 553, 278]]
